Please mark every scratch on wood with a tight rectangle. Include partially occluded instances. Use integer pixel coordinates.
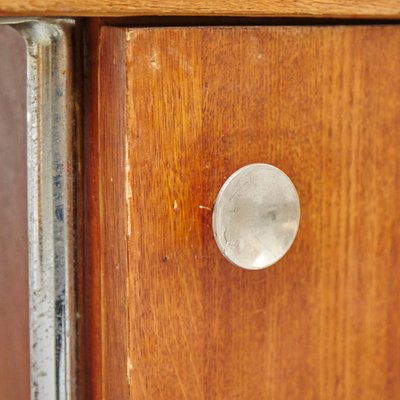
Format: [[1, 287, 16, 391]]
[[127, 356, 133, 382], [125, 142, 132, 237]]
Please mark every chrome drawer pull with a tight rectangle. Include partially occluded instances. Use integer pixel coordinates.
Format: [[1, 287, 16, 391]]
[[212, 163, 300, 270]]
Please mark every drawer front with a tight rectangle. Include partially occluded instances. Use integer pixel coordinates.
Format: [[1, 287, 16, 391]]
[[87, 25, 400, 399]]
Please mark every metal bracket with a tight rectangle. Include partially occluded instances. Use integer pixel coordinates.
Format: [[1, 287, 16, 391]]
[[0, 18, 78, 400]]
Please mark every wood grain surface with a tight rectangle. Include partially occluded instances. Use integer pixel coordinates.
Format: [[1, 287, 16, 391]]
[[87, 24, 400, 399], [85, 21, 130, 400], [0, 0, 400, 18], [0, 26, 29, 400]]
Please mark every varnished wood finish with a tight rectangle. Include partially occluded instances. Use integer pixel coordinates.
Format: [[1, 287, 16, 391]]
[[0, 26, 29, 400], [85, 23, 130, 400], [88, 25, 400, 399], [1, 0, 400, 18]]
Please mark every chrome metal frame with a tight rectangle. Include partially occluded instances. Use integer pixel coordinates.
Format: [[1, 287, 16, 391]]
[[0, 18, 78, 400]]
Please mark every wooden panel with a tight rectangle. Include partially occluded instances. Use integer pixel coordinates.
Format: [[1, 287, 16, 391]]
[[0, 0, 400, 18], [87, 25, 400, 399], [0, 26, 29, 400], [85, 23, 130, 400]]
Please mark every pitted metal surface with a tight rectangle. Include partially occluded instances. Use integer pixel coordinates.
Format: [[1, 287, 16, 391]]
[[0, 18, 78, 400]]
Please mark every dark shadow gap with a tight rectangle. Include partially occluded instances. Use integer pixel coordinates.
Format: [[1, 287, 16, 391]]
[[101, 16, 400, 27]]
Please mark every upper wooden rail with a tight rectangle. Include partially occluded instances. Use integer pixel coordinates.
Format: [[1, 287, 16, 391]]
[[0, 0, 399, 18]]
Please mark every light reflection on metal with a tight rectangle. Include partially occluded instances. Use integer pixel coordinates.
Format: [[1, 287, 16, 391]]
[[0, 18, 78, 400], [213, 164, 300, 270]]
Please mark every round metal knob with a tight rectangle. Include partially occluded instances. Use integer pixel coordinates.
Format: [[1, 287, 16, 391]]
[[212, 164, 300, 270]]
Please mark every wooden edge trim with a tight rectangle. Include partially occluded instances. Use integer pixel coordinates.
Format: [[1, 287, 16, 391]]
[[0, 0, 399, 19]]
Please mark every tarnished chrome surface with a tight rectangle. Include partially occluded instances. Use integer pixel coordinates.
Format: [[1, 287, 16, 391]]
[[0, 18, 78, 400], [213, 164, 300, 270]]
